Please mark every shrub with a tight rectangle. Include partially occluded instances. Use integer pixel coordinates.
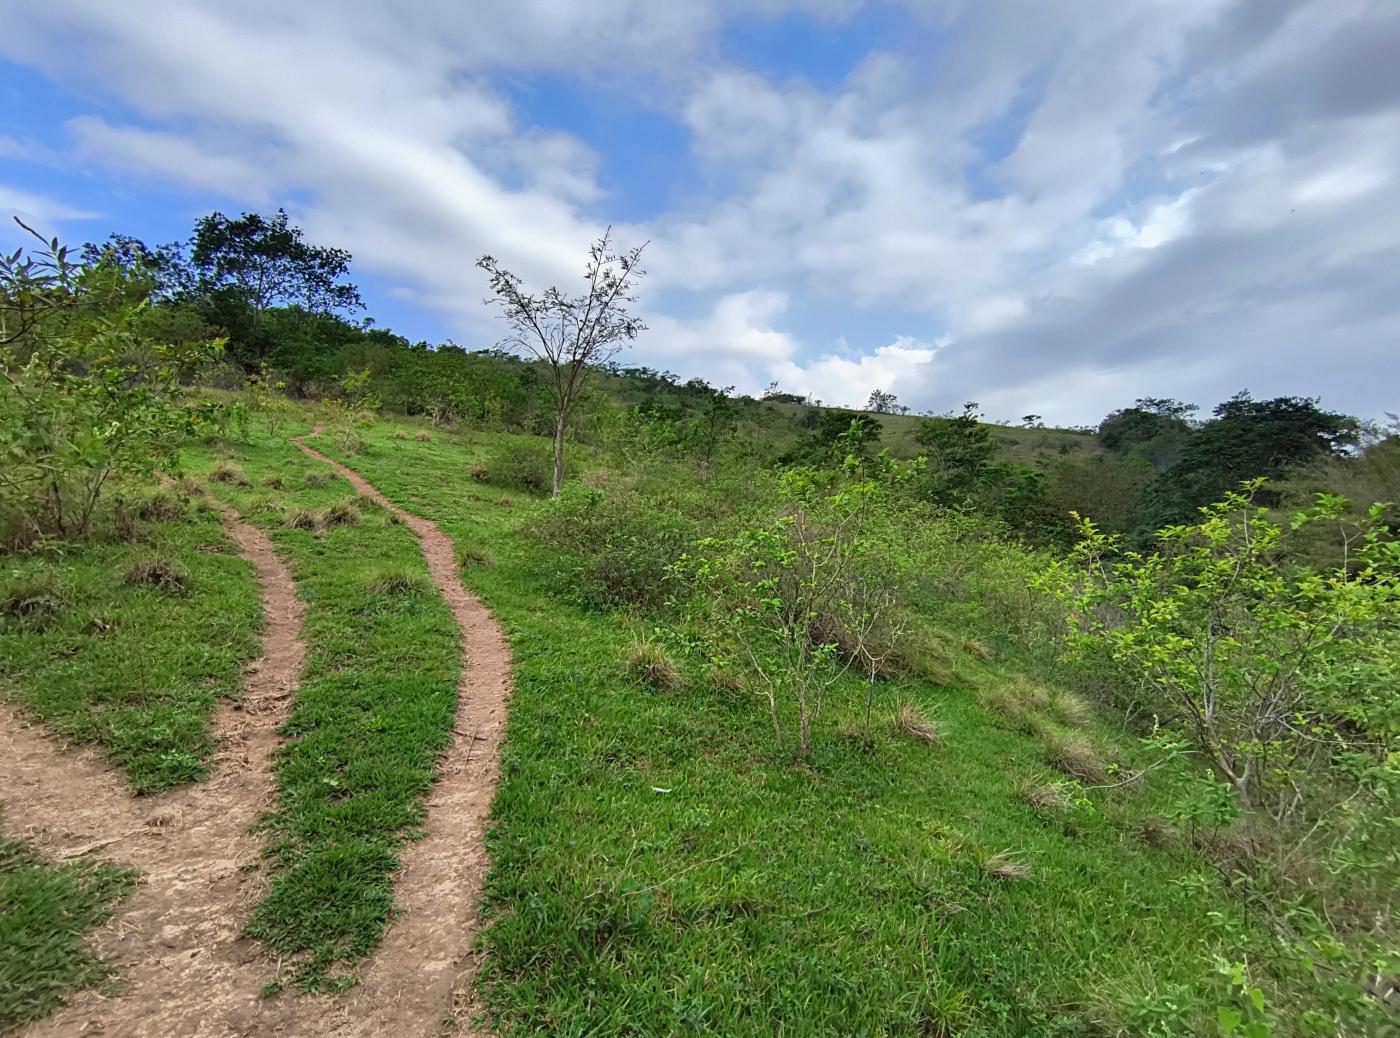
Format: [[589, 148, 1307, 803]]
[[533, 484, 697, 610], [626, 640, 682, 692], [125, 557, 189, 593], [480, 438, 565, 495]]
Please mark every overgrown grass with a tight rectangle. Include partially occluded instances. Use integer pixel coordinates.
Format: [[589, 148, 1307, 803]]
[[319, 418, 1312, 1037], [190, 433, 461, 992], [0, 493, 262, 792], [0, 810, 135, 1031]]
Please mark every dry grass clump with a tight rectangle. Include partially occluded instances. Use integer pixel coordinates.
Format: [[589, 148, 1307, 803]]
[[707, 666, 746, 694], [365, 567, 432, 597], [962, 637, 994, 661], [303, 472, 329, 488], [496, 496, 513, 508], [1041, 729, 1108, 783], [177, 475, 206, 497], [394, 430, 407, 440], [468, 460, 490, 481], [320, 500, 361, 528], [210, 462, 252, 487], [135, 489, 188, 522], [414, 431, 432, 442], [894, 628, 959, 685], [283, 508, 318, 531], [1047, 688, 1093, 728], [891, 699, 941, 745], [1131, 815, 1175, 849], [977, 685, 1035, 731], [354, 493, 382, 513], [1016, 776, 1074, 813], [263, 475, 285, 489], [626, 640, 682, 692], [3, 574, 64, 628], [125, 557, 190, 593], [982, 851, 1031, 880]]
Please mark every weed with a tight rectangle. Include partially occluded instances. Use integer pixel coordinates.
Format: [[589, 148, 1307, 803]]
[[124, 557, 190, 593]]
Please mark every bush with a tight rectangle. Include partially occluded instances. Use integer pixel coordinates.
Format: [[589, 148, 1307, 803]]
[[480, 438, 563, 495], [533, 484, 698, 610]]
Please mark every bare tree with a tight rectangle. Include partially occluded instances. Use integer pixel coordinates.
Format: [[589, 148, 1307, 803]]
[[477, 230, 647, 495]]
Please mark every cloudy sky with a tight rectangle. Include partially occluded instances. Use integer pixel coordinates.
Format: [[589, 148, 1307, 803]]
[[1, 0, 1396, 423]]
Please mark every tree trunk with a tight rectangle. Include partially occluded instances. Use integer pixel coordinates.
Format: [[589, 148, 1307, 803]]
[[551, 411, 566, 497]]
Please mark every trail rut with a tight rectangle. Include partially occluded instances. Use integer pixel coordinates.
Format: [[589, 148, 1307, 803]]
[[4, 499, 308, 1037], [292, 431, 510, 1037]]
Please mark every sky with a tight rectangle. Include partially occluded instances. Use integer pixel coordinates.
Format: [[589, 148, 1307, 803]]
[[1, 0, 1397, 425]]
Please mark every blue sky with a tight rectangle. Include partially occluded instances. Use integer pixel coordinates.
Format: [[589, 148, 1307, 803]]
[[2, 0, 1397, 424]]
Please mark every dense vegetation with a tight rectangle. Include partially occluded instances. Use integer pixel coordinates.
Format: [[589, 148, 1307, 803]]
[[2, 212, 1397, 1034]]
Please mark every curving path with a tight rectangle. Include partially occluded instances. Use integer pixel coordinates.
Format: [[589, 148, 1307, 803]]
[[5, 498, 308, 1037], [293, 430, 511, 1037]]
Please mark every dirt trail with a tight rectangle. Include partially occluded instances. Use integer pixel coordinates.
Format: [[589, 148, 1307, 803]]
[[3, 500, 308, 1038], [292, 430, 510, 1037]]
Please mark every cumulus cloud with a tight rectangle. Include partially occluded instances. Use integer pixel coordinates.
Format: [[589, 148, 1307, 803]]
[[0, 0, 1395, 422]]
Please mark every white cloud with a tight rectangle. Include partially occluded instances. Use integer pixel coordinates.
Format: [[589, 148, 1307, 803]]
[[68, 117, 280, 200], [770, 335, 938, 409]]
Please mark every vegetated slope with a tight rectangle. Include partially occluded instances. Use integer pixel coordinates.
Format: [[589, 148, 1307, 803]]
[[0, 491, 262, 792], [318, 419, 1286, 1037]]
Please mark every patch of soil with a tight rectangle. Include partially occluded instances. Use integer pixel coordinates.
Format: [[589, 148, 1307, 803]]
[[293, 432, 510, 1037], [3, 503, 309, 1037]]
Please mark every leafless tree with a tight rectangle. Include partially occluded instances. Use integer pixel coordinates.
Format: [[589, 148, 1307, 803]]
[[477, 229, 647, 495]]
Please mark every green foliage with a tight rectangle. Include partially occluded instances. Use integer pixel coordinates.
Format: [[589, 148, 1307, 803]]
[[478, 437, 564, 495], [0, 224, 222, 542], [0, 813, 135, 1031], [533, 482, 699, 610], [1040, 481, 1400, 824]]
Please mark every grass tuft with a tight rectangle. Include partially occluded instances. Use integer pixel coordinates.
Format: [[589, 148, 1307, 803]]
[[124, 556, 190, 593], [1016, 777, 1074, 813], [303, 472, 329, 488], [177, 474, 206, 496], [263, 475, 285, 489], [455, 544, 495, 569], [283, 508, 318, 531], [962, 637, 994, 661], [982, 851, 1031, 880], [2, 574, 65, 629], [320, 500, 361, 528], [414, 431, 432, 442], [210, 461, 252, 487], [394, 430, 407, 440], [626, 640, 682, 692], [1047, 688, 1093, 728], [891, 699, 940, 745], [135, 489, 188, 522], [1041, 729, 1108, 784], [365, 567, 434, 597]]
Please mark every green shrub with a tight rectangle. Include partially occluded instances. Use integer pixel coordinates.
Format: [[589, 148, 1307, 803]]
[[479, 438, 563, 495], [533, 484, 697, 610]]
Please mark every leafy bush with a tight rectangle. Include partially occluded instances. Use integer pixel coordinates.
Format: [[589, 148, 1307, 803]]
[[533, 484, 697, 610], [477, 438, 562, 495]]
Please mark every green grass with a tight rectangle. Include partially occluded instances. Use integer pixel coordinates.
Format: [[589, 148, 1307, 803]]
[[318, 418, 1289, 1037], [188, 432, 461, 991], [0, 809, 135, 1031], [0, 489, 262, 793]]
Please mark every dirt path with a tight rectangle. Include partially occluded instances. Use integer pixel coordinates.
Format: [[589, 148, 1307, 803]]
[[293, 431, 510, 1037], [3, 501, 308, 1038]]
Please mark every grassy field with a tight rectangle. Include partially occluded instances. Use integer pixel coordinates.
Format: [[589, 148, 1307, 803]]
[[187, 433, 463, 991], [317, 418, 1293, 1037], [0, 810, 135, 1031], [0, 491, 262, 792]]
